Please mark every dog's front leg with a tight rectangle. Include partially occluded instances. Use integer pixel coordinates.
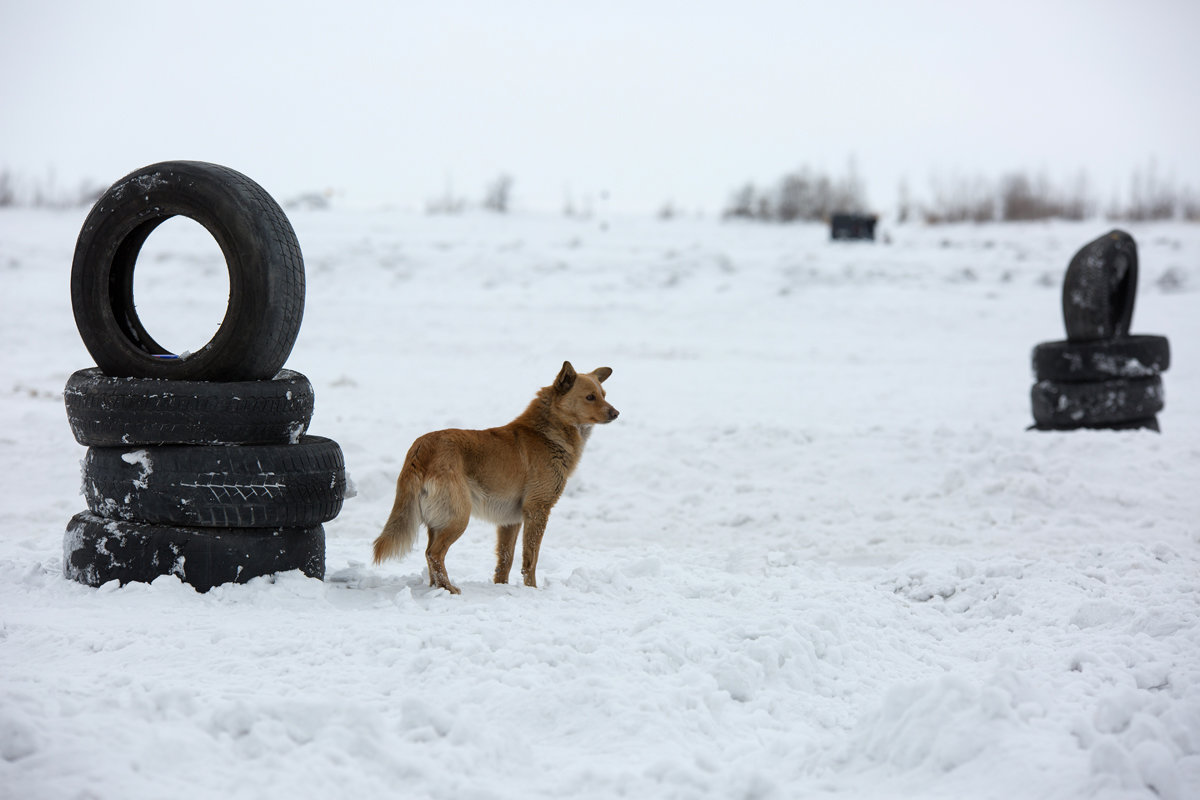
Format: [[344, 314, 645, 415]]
[[494, 524, 520, 584], [519, 506, 551, 588]]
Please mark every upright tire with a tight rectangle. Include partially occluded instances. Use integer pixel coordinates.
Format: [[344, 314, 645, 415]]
[[64, 368, 314, 446], [1061, 229, 1138, 342], [70, 161, 305, 381], [64, 512, 324, 591]]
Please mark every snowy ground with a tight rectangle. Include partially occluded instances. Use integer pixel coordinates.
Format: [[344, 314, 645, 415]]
[[1, 206, 1198, 799]]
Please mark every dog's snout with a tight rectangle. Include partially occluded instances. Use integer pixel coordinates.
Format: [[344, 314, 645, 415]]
[[607, 407, 620, 421]]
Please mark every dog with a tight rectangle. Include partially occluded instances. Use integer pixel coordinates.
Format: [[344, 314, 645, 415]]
[[372, 361, 618, 594]]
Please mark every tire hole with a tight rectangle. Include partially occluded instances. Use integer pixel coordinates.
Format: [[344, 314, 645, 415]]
[[132, 216, 230, 355]]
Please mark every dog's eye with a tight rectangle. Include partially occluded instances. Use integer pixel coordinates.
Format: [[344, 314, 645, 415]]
[[586, 394, 596, 401]]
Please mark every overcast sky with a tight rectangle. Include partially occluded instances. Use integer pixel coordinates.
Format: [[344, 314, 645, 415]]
[[3, 0, 1198, 214]]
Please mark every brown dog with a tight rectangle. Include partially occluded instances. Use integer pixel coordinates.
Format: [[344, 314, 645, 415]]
[[372, 361, 618, 593]]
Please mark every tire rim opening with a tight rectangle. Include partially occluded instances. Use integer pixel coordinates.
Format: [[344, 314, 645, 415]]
[[132, 216, 230, 356]]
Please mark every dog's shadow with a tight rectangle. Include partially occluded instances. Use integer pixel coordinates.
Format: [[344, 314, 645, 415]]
[[324, 561, 526, 605]]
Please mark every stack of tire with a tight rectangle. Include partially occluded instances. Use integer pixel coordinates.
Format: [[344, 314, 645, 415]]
[[1030, 229, 1170, 431], [62, 161, 346, 591]]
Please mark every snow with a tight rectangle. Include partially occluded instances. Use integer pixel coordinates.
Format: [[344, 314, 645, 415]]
[[1, 206, 1199, 799], [118, 449, 152, 488]]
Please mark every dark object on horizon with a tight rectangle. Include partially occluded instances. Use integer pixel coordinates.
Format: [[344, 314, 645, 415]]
[[830, 213, 877, 241], [1029, 230, 1170, 431]]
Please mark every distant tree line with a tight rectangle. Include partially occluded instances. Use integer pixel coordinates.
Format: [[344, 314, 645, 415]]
[[4, 162, 1198, 223], [898, 162, 1200, 224], [723, 164, 869, 222], [0, 168, 105, 209], [720, 162, 1200, 225], [426, 173, 513, 215]]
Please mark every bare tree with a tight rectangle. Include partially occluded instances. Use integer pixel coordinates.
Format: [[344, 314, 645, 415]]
[[1183, 188, 1200, 222], [723, 163, 868, 222], [723, 183, 758, 219], [924, 172, 995, 224], [896, 178, 913, 224], [0, 170, 15, 207], [483, 173, 514, 213], [1000, 172, 1046, 221], [425, 175, 466, 215]]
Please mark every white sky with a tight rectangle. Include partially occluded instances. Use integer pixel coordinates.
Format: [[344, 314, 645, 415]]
[[3, 0, 1199, 214]]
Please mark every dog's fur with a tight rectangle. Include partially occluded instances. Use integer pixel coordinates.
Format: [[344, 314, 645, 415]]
[[372, 361, 618, 594]]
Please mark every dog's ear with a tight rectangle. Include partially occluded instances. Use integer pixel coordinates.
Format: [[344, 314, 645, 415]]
[[554, 361, 577, 394], [592, 367, 613, 383]]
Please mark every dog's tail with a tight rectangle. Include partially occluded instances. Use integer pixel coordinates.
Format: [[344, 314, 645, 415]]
[[373, 461, 423, 564]]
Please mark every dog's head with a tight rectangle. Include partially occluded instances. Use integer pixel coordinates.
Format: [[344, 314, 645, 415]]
[[553, 361, 619, 425]]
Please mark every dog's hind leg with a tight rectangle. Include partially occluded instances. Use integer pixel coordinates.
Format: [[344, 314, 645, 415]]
[[419, 472, 470, 594], [494, 524, 520, 584], [426, 521, 467, 594]]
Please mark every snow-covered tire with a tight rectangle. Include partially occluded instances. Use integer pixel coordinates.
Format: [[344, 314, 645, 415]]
[[1030, 376, 1163, 429], [82, 436, 346, 528], [1061, 229, 1138, 342], [70, 161, 305, 381], [63, 511, 324, 591], [1031, 335, 1170, 383], [64, 368, 314, 446]]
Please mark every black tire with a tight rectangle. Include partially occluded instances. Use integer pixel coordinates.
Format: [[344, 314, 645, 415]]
[[64, 512, 324, 591], [71, 161, 305, 381], [1061, 229, 1138, 342], [1029, 416, 1160, 433], [64, 368, 314, 446], [1031, 335, 1170, 383], [82, 436, 346, 527], [1030, 376, 1164, 429]]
